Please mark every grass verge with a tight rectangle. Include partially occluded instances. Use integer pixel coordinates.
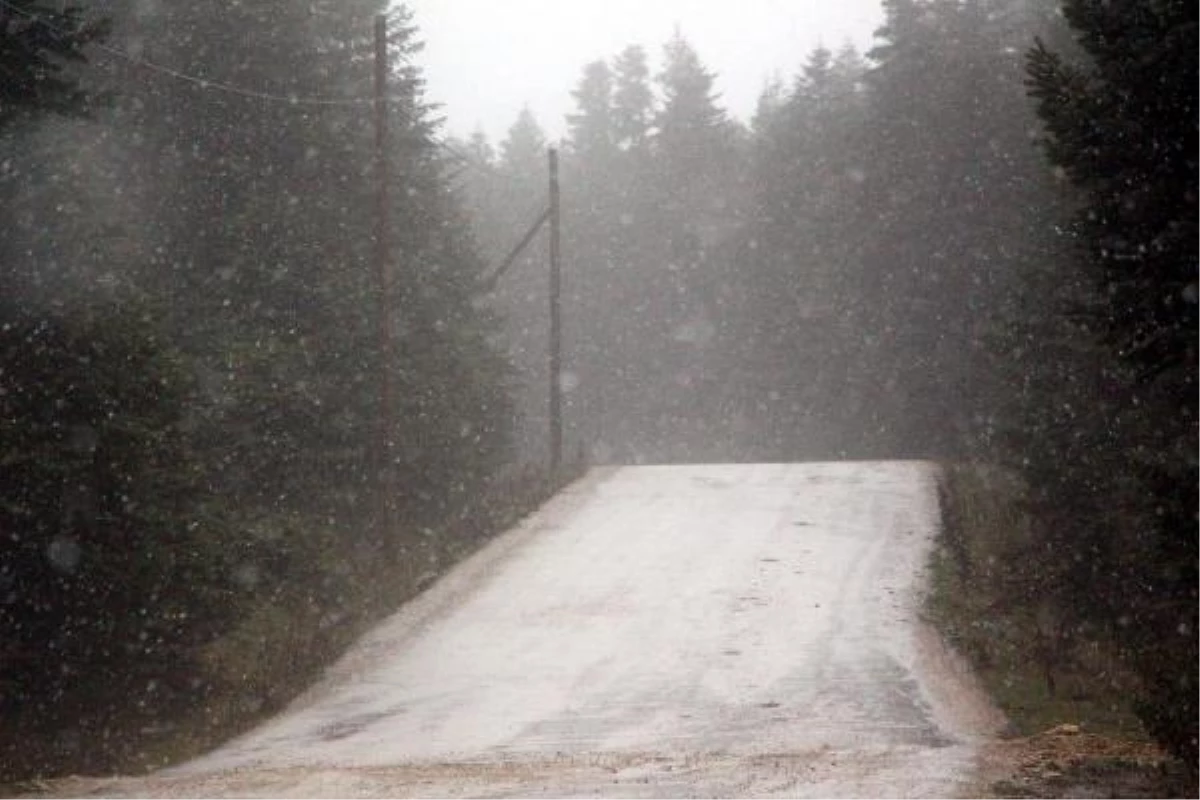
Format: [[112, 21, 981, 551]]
[[927, 462, 1192, 797], [927, 462, 1145, 738]]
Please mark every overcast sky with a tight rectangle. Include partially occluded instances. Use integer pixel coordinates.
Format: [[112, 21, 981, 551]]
[[401, 0, 884, 145]]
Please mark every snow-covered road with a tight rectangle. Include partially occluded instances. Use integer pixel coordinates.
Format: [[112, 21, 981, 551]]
[[87, 462, 1004, 797]]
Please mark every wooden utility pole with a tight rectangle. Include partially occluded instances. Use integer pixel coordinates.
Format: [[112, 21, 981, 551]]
[[374, 14, 398, 540], [548, 148, 563, 475]]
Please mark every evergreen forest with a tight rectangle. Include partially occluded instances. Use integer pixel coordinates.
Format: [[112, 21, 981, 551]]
[[0, 0, 1194, 784]]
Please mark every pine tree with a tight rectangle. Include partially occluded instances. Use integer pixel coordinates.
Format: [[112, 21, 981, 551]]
[[848, 0, 1062, 457], [0, 0, 107, 128], [654, 30, 730, 183], [500, 106, 548, 178], [567, 60, 616, 164], [735, 42, 870, 458], [485, 106, 552, 463], [611, 44, 654, 153], [0, 299, 241, 743], [638, 30, 744, 458], [831, 41, 867, 89], [466, 127, 494, 165], [1027, 3, 1197, 384], [750, 75, 786, 136], [0, 2, 239, 746], [796, 44, 833, 97], [0, 1, 116, 299], [1, 0, 516, 777], [564, 56, 647, 462], [88, 1, 515, 537], [1025, 0, 1198, 768]]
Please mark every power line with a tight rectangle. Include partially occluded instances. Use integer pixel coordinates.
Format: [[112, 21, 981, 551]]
[[99, 51, 376, 107], [0, 0, 375, 106], [1, 0, 529, 184]]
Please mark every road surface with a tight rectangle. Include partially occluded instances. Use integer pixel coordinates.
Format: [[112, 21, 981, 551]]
[[72, 462, 1004, 797]]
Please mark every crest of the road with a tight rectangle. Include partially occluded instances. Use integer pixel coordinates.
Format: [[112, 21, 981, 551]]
[[116, 462, 1008, 797]]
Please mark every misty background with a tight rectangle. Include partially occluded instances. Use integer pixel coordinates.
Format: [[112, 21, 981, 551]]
[[0, 0, 1194, 788], [405, 0, 882, 142]]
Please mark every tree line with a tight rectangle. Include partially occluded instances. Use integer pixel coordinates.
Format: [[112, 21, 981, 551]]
[[0, 0, 1193, 781], [462, 0, 1195, 769], [1, 0, 518, 778]]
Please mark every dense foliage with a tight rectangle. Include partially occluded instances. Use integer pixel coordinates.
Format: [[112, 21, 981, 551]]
[[1, 0, 512, 777], [461, 32, 750, 463], [0, 0, 107, 127], [469, 3, 1059, 465], [1024, 0, 1197, 767], [1, 0, 1193, 780]]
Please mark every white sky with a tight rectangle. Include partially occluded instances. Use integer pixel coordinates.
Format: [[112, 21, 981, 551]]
[[402, 0, 884, 144]]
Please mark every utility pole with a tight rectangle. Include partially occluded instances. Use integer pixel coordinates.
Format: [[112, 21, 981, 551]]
[[475, 151, 562, 475], [548, 147, 563, 475], [374, 14, 398, 544]]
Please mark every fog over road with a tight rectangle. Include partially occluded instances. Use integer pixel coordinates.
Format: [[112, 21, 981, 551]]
[[86, 462, 1004, 797]]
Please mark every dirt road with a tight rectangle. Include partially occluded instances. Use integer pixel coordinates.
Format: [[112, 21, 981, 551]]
[[59, 462, 1005, 797]]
